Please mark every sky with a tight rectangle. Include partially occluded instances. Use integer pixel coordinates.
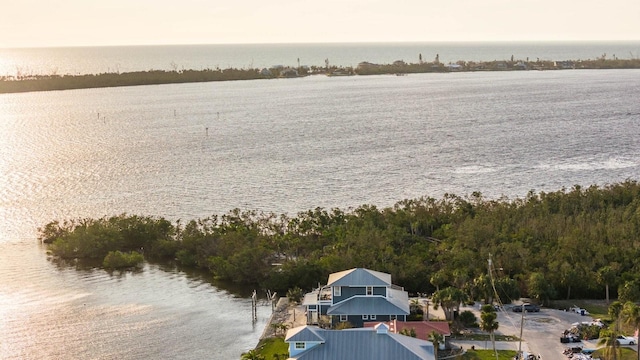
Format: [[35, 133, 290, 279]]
[[1, 0, 639, 48]]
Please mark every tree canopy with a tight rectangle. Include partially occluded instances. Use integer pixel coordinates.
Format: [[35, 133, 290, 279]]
[[39, 180, 640, 301]]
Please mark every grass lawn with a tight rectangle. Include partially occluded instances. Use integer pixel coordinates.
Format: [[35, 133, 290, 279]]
[[592, 347, 638, 360], [460, 349, 517, 360], [254, 337, 289, 359]]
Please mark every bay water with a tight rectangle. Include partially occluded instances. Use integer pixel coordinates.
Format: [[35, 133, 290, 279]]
[[1, 51, 639, 358]]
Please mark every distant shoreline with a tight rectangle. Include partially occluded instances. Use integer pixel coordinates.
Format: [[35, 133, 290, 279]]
[[1, 57, 639, 94]]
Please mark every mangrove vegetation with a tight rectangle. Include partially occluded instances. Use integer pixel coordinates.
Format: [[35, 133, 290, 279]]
[[39, 180, 640, 303]]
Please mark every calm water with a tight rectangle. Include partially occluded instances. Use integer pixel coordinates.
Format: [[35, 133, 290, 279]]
[[1, 66, 640, 358], [1, 41, 640, 76]]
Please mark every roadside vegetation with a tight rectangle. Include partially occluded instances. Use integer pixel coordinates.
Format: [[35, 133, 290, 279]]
[[459, 349, 517, 360], [40, 180, 640, 306], [3, 56, 640, 94], [592, 346, 637, 360]]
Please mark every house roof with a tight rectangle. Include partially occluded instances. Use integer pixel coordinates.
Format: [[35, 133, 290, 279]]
[[285, 325, 435, 360], [364, 320, 451, 339], [302, 290, 319, 306], [286, 325, 325, 343], [326, 292, 410, 316], [326, 268, 392, 287]]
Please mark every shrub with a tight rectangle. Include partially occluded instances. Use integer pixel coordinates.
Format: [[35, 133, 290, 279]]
[[459, 310, 479, 328], [103, 251, 144, 269]]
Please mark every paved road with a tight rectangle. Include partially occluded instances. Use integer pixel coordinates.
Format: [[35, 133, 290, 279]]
[[451, 302, 603, 359]]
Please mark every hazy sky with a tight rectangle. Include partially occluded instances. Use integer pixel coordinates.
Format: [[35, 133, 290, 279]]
[[1, 0, 639, 48]]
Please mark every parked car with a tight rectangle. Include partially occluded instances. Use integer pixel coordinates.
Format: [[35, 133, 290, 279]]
[[616, 335, 636, 345], [513, 303, 540, 312]]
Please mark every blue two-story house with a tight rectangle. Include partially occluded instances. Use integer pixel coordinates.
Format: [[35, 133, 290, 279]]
[[303, 268, 409, 327], [285, 323, 435, 360]]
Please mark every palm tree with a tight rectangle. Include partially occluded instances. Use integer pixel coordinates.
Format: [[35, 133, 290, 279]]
[[241, 349, 265, 360], [621, 301, 640, 360], [428, 330, 444, 359], [270, 322, 289, 337], [432, 287, 467, 321], [600, 301, 625, 360], [598, 329, 622, 360], [480, 304, 499, 360], [278, 323, 290, 336]]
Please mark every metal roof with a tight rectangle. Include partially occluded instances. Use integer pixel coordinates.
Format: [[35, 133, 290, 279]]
[[326, 295, 410, 315], [326, 268, 392, 287], [286, 325, 325, 343], [285, 325, 435, 360]]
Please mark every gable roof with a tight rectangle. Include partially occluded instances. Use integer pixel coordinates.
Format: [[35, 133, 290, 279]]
[[326, 268, 392, 287], [285, 325, 434, 360], [285, 325, 325, 343], [326, 292, 410, 315]]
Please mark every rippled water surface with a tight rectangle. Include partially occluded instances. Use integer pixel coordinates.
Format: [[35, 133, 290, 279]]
[[1, 69, 640, 359], [0, 242, 270, 359]]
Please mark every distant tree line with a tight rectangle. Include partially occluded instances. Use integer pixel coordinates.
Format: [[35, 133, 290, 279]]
[[39, 180, 640, 303], [3, 56, 640, 93]]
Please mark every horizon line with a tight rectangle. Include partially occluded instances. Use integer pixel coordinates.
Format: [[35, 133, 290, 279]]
[[3, 39, 640, 50]]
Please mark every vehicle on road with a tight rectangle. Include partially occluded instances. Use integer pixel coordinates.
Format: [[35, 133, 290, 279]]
[[616, 335, 636, 345], [513, 303, 540, 312]]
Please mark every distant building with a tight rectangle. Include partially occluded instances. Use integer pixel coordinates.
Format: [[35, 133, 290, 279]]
[[280, 68, 299, 78], [555, 61, 575, 69]]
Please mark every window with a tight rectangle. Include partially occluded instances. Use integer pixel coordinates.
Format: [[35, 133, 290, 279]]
[[362, 315, 369, 320], [366, 286, 373, 296], [340, 315, 347, 322], [370, 315, 377, 320], [333, 286, 341, 297], [390, 315, 396, 320], [295, 342, 305, 350]]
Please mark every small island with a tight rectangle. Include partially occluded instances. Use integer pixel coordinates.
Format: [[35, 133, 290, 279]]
[[2, 54, 639, 94]]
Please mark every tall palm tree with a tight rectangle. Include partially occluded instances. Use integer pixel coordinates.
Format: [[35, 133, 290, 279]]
[[621, 301, 640, 360], [428, 330, 444, 359], [480, 304, 499, 360], [601, 301, 625, 360]]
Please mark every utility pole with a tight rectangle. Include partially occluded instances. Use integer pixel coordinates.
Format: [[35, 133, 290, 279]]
[[518, 304, 525, 359]]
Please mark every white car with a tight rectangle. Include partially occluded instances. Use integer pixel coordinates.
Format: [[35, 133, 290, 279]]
[[616, 335, 636, 345]]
